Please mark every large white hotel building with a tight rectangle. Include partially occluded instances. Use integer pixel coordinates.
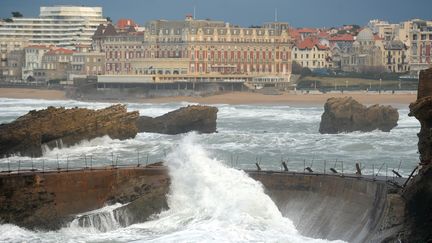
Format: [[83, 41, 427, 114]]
[[0, 6, 107, 49]]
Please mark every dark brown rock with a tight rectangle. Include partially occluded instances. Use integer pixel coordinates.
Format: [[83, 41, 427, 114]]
[[404, 67, 432, 242], [0, 104, 139, 158], [319, 96, 399, 134], [137, 105, 218, 134]]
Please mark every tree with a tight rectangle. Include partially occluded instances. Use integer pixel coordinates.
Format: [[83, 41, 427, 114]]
[[11, 11, 23, 18], [291, 61, 303, 75], [106, 16, 112, 23]]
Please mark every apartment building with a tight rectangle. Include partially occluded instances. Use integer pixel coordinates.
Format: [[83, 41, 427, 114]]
[[408, 19, 432, 73], [33, 48, 75, 82], [0, 6, 107, 49], [0, 37, 28, 80]]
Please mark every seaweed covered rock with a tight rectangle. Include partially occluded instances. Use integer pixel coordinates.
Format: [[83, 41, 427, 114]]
[[319, 96, 399, 134]]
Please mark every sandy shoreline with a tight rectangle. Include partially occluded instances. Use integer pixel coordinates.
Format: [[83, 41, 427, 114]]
[[0, 88, 417, 107]]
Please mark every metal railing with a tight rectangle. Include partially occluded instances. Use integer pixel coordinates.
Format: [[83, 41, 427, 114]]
[[0, 153, 419, 188]]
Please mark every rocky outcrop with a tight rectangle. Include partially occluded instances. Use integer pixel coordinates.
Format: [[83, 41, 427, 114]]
[[404, 68, 432, 242], [0, 104, 139, 158], [137, 105, 218, 134], [319, 96, 399, 134]]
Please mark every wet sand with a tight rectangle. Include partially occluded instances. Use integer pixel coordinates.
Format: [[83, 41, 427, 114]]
[[0, 88, 417, 107], [0, 88, 66, 100]]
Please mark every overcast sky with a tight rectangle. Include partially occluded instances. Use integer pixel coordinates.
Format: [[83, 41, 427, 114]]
[[1, 0, 431, 28]]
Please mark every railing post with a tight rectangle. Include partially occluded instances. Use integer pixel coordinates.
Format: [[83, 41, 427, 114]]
[[324, 160, 326, 174]]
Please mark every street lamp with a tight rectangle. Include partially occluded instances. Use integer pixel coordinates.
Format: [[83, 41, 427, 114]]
[[379, 78, 382, 93]]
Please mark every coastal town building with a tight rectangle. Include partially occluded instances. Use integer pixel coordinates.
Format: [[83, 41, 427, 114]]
[[340, 28, 384, 72], [70, 52, 105, 80], [33, 47, 75, 83], [292, 37, 331, 69], [0, 37, 28, 80], [0, 6, 107, 50], [93, 16, 293, 89], [407, 19, 432, 73], [380, 40, 409, 73], [22, 45, 52, 80], [5, 50, 25, 81]]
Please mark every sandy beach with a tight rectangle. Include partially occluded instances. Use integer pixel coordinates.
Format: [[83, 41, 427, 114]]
[[0, 88, 417, 107]]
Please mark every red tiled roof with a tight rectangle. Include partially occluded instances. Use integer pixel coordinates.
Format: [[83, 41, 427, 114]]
[[329, 34, 354, 42], [297, 28, 319, 33], [295, 37, 329, 50], [289, 28, 301, 40], [318, 31, 330, 38], [117, 19, 138, 29]]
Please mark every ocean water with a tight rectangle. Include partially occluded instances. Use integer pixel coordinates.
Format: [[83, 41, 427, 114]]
[[0, 98, 420, 176], [0, 98, 420, 242]]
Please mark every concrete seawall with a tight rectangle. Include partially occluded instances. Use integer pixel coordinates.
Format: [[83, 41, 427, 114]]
[[0, 166, 404, 242], [0, 165, 169, 230], [249, 171, 404, 242]]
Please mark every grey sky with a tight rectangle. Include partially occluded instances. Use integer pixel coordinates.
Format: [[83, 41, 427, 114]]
[[0, 0, 430, 28]]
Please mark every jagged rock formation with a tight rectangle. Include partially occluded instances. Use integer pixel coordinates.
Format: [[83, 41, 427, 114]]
[[137, 105, 218, 134], [0, 104, 139, 158], [319, 96, 399, 134], [404, 68, 432, 242]]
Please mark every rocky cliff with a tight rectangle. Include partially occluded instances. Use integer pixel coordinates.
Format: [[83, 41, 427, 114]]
[[137, 105, 218, 134], [0, 104, 139, 158], [319, 96, 399, 134], [405, 68, 432, 242]]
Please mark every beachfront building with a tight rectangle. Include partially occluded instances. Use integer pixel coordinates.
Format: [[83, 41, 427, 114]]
[[22, 45, 52, 80], [381, 40, 409, 73], [0, 6, 107, 50], [92, 23, 143, 75], [70, 51, 105, 80], [33, 48, 75, 83], [0, 37, 28, 80], [407, 19, 432, 74], [93, 16, 293, 89], [292, 37, 332, 70]]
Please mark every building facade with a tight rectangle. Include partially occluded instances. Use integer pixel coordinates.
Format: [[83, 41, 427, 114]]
[[0, 6, 107, 49], [0, 37, 28, 80], [381, 40, 409, 73], [33, 48, 74, 82], [408, 20, 432, 73], [22, 45, 52, 80], [340, 28, 384, 72], [292, 37, 332, 70], [93, 17, 293, 87]]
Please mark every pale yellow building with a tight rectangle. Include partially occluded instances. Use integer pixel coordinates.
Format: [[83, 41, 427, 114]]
[[292, 37, 332, 69]]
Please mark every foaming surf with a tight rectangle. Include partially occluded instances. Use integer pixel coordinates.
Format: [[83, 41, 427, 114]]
[[0, 133, 345, 242]]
